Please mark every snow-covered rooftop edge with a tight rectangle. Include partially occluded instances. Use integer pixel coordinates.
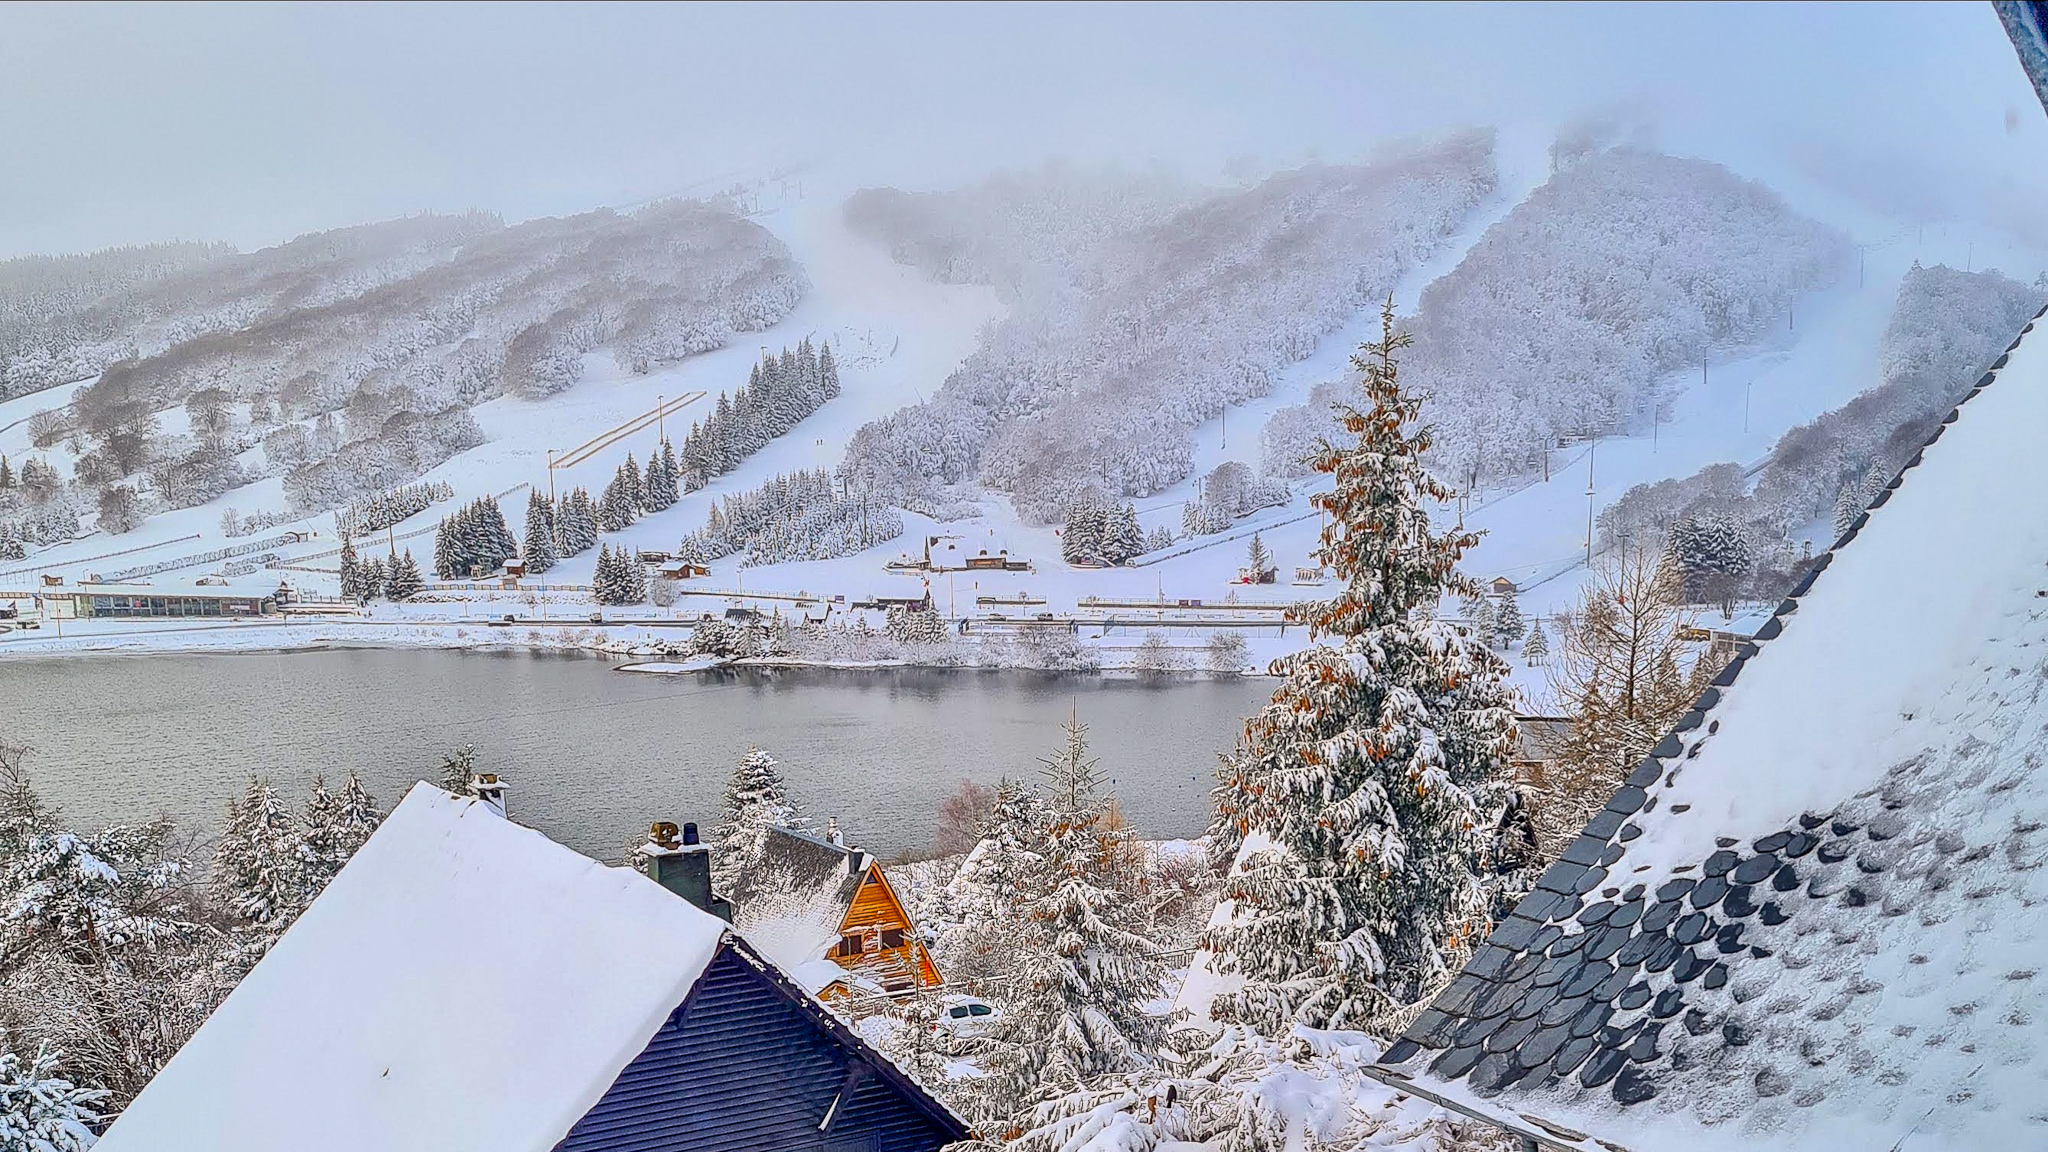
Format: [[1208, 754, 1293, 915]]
[[97, 783, 729, 1152], [1368, 294, 2048, 1152]]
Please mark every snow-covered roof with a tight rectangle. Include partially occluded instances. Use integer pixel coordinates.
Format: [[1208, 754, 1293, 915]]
[[1998, 1, 2048, 116], [1376, 304, 2048, 1150], [730, 824, 868, 966], [97, 784, 729, 1152]]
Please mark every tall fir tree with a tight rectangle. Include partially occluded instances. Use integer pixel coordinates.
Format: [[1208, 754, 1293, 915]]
[[337, 535, 362, 601], [710, 747, 809, 895], [1245, 530, 1271, 580], [1494, 590, 1524, 647], [211, 777, 312, 927], [522, 488, 558, 574], [1206, 301, 1516, 1036], [981, 718, 1165, 1119]]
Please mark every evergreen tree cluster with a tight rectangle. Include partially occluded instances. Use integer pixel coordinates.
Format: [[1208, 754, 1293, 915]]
[[209, 772, 383, 931], [592, 543, 649, 605], [338, 537, 424, 603], [331, 480, 454, 541], [597, 440, 682, 532], [1058, 496, 1145, 565], [1206, 304, 1517, 1037], [1665, 511, 1752, 607], [886, 604, 951, 644], [679, 468, 903, 567], [432, 497, 518, 579], [549, 488, 601, 562], [0, 457, 79, 554], [678, 340, 840, 489]]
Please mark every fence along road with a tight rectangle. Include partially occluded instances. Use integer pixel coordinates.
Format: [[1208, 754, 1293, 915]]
[[550, 391, 705, 470]]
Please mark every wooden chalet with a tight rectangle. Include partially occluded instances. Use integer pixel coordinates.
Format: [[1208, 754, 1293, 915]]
[[732, 823, 942, 1000], [96, 786, 966, 1152]]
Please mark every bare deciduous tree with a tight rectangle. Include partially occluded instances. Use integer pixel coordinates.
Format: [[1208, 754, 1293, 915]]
[[1539, 546, 1725, 857]]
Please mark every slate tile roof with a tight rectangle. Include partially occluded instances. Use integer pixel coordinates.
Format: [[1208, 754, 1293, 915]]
[[1373, 306, 2048, 1151]]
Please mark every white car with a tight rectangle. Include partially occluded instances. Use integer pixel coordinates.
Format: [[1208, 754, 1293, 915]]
[[933, 995, 998, 1043]]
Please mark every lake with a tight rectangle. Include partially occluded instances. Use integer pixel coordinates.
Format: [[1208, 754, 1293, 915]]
[[0, 650, 1273, 859]]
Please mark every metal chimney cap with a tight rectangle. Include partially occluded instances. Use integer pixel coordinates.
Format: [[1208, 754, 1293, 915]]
[[681, 821, 701, 846], [648, 821, 680, 850]]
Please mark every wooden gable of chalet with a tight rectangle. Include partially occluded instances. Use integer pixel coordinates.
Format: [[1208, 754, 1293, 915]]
[[830, 859, 942, 990]]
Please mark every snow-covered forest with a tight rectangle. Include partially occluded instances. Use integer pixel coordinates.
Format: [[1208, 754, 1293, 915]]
[[1, 201, 804, 548], [1598, 263, 2047, 595], [842, 133, 1499, 521], [1407, 149, 1849, 487]]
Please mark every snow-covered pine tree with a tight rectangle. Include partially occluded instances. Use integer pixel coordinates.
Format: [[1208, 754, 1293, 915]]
[[337, 535, 362, 601], [1245, 531, 1270, 581], [710, 747, 808, 895], [361, 556, 387, 603], [592, 544, 618, 604], [1060, 500, 1096, 565], [599, 468, 636, 532], [1472, 592, 1497, 649], [1206, 300, 1516, 1037], [1666, 512, 1752, 609], [0, 455, 11, 491], [622, 454, 644, 512], [432, 516, 455, 579], [616, 549, 647, 604], [818, 340, 841, 399], [211, 777, 312, 927], [1523, 618, 1549, 665], [1146, 525, 1175, 553], [438, 744, 479, 796], [1111, 504, 1144, 564], [0, 1045, 103, 1152], [982, 717, 1166, 1117], [523, 489, 558, 574], [299, 770, 382, 888], [1494, 592, 1523, 647], [659, 438, 681, 504]]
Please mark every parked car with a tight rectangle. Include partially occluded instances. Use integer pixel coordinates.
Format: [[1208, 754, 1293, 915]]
[[932, 995, 998, 1047]]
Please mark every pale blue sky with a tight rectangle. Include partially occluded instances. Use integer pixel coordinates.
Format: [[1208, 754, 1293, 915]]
[[2, 2, 2043, 255]]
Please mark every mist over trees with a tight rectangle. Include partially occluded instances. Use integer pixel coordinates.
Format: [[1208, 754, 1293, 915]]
[[1599, 264, 2047, 599], [842, 132, 1499, 521], [18, 200, 804, 540], [1408, 147, 1851, 490]]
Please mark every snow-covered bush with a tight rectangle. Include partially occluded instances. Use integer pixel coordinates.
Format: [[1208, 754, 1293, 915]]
[[1205, 630, 1250, 674], [1014, 627, 1102, 672], [1131, 632, 1190, 675]]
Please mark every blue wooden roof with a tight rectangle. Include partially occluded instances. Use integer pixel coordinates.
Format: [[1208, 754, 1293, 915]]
[[556, 934, 968, 1152]]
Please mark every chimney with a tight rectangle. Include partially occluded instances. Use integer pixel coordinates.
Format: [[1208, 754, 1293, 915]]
[[471, 773, 508, 819], [637, 821, 733, 921]]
